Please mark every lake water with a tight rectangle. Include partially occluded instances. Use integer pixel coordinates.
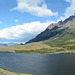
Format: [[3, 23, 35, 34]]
[[0, 52, 75, 75]]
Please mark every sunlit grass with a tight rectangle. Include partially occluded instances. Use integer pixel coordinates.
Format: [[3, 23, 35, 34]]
[[0, 68, 31, 75]]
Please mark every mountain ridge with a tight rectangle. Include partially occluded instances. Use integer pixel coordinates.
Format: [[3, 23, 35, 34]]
[[26, 14, 75, 44], [0, 14, 75, 54]]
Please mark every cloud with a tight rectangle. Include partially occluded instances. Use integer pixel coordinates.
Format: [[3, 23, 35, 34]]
[[11, 0, 58, 17], [0, 21, 55, 42], [65, 0, 75, 17], [15, 19, 19, 22], [0, 21, 3, 24], [57, 0, 75, 21]]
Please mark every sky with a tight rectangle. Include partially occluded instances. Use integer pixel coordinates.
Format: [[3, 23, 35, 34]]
[[0, 0, 75, 44]]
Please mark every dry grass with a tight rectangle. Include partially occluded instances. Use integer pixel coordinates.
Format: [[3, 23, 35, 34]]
[[66, 39, 75, 42], [0, 41, 75, 54], [0, 42, 51, 52]]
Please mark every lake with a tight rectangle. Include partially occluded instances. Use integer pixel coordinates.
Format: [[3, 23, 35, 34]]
[[0, 52, 75, 75]]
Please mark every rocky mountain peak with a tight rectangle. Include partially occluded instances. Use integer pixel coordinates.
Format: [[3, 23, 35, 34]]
[[63, 14, 75, 24], [26, 14, 75, 44]]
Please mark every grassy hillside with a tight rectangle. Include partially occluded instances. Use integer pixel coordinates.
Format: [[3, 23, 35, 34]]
[[0, 15, 75, 54], [0, 28, 75, 54], [0, 68, 31, 75], [44, 29, 75, 47], [0, 41, 66, 54], [42, 28, 75, 53], [0, 42, 52, 53]]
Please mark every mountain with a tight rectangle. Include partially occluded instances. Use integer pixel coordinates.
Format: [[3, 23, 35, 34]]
[[0, 44, 8, 48], [6, 42, 17, 46], [0, 14, 75, 54], [26, 14, 75, 44], [24, 14, 75, 53]]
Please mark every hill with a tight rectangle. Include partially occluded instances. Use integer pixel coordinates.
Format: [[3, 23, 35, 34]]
[[0, 68, 31, 75], [0, 14, 75, 54], [25, 14, 75, 53], [26, 15, 75, 43], [0, 44, 8, 48]]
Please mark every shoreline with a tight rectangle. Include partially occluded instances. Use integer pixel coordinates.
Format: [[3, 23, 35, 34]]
[[0, 50, 75, 54], [0, 68, 31, 75]]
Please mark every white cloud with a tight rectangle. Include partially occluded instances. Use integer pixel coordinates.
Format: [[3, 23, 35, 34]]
[[65, 0, 75, 17], [57, 0, 75, 21], [11, 0, 58, 17], [15, 19, 19, 22], [0, 21, 55, 42], [0, 21, 3, 24]]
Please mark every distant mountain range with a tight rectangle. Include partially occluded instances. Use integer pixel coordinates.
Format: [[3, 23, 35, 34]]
[[0, 43, 17, 48], [0, 44, 7, 48]]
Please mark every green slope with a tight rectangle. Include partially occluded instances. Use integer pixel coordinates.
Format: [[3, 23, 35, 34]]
[[44, 28, 75, 47], [24, 15, 75, 54], [42, 28, 75, 53], [0, 15, 75, 54], [26, 15, 75, 44], [0, 68, 31, 75]]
